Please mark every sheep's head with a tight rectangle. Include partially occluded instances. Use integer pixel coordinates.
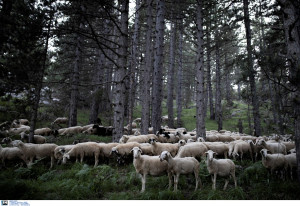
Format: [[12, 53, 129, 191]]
[[111, 147, 119, 155], [178, 140, 186, 146], [149, 138, 156, 145], [62, 153, 70, 164], [131, 147, 142, 159], [163, 132, 170, 139], [260, 149, 268, 158], [197, 137, 205, 142], [159, 151, 169, 162], [205, 150, 216, 161], [289, 148, 296, 154]]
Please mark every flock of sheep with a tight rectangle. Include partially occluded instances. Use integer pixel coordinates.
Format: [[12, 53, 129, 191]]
[[0, 117, 297, 193]]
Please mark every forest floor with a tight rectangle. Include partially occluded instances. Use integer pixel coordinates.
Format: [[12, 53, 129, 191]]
[[0, 101, 300, 200]]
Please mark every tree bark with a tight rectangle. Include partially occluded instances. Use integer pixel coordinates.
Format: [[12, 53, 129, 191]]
[[206, 22, 215, 120], [141, 0, 153, 134], [151, 0, 165, 134], [277, 0, 300, 183], [167, 11, 176, 129], [215, 29, 222, 131], [127, 0, 141, 134], [28, 9, 52, 142], [177, 19, 183, 128], [112, 0, 129, 142], [243, 0, 261, 136], [69, 9, 84, 127], [195, 0, 206, 139]]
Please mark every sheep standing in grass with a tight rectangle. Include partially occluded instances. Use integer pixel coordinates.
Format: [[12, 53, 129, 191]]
[[61, 126, 83, 136], [62, 142, 102, 167], [231, 141, 253, 161], [131, 147, 172, 193], [14, 141, 58, 169], [1, 137, 20, 147], [260, 149, 287, 178], [175, 142, 208, 160], [0, 144, 26, 166], [203, 142, 229, 159], [51, 117, 68, 126], [284, 152, 296, 179], [159, 151, 201, 192], [149, 138, 183, 157], [34, 128, 52, 136], [54, 145, 75, 164], [111, 142, 141, 165], [205, 150, 237, 190], [257, 140, 287, 154], [20, 132, 46, 144]]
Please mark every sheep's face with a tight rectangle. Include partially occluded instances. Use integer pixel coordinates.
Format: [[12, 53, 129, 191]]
[[149, 138, 156, 145], [206, 150, 215, 161], [159, 151, 169, 162], [260, 149, 268, 158], [131, 147, 142, 159], [62, 154, 70, 164], [197, 137, 204, 142], [111, 147, 119, 155], [178, 140, 186, 146]]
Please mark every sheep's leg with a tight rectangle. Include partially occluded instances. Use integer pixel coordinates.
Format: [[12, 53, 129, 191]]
[[224, 152, 228, 159], [94, 154, 99, 167], [141, 174, 146, 193], [213, 173, 217, 190], [223, 179, 229, 190], [174, 174, 180, 192], [50, 156, 55, 169], [167, 172, 172, 190], [194, 170, 199, 190], [232, 172, 237, 188], [240, 153, 243, 161], [80, 153, 84, 164]]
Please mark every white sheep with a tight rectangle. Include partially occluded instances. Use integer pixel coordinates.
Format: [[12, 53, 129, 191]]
[[284, 153, 296, 179], [203, 142, 229, 159], [13, 141, 58, 169], [126, 134, 156, 144], [131, 147, 172, 193], [8, 125, 30, 135], [1, 137, 20, 147], [163, 132, 179, 143], [60, 126, 83, 136], [97, 142, 119, 161], [231, 141, 253, 161], [51, 117, 68, 125], [249, 140, 263, 161], [34, 127, 52, 136], [175, 142, 208, 160], [62, 142, 102, 167], [176, 131, 195, 142], [281, 141, 295, 152], [159, 151, 201, 192], [257, 140, 287, 154], [149, 138, 183, 157], [0, 144, 26, 166], [54, 145, 75, 164], [20, 132, 46, 144], [260, 149, 287, 178], [205, 150, 237, 190]]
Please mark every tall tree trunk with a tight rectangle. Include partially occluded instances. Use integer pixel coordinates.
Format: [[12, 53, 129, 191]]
[[112, 0, 129, 142], [243, 0, 261, 136], [177, 20, 183, 128], [195, 0, 206, 138], [29, 10, 52, 142], [215, 29, 222, 131], [167, 10, 176, 129], [206, 30, 214, 120], [225, 53, 233, 107], [127, 0, 141, 134], [141, 0, 153, 134], [69, 9, 84, 127], [151, 0, 165, 133], [89, 49, 105, 124], [278, 0, 300, 182]]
